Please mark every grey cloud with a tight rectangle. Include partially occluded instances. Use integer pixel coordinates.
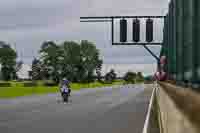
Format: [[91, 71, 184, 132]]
[[80, 0, 168, 16], [0, 0, 168, 65], [101, 46, 161, 58], [103, 55, 157, 64], [0, 0, 80, 30]]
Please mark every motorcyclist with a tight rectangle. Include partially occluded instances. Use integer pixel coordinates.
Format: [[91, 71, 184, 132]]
[[60, 78, 71, 96]]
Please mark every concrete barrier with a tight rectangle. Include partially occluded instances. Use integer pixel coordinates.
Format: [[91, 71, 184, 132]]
[[156, 82, 200, 133]]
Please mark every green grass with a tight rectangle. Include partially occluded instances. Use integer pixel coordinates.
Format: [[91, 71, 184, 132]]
[[0, 80, 124, 98]]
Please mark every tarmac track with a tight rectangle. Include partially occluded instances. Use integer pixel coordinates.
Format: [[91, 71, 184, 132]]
[[0, 84, 152, 133]]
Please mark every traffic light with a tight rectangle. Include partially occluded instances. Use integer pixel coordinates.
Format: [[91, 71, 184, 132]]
[[120, 19, 127, 42], [132, 19, 140, 42], [146, 18, 154, 42]]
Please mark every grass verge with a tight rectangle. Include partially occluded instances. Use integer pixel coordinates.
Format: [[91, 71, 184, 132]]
[[0, 81, 123, 98]]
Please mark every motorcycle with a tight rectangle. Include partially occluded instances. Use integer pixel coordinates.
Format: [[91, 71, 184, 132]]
[[62, 91, 69, 102], [60, 87, 71, 103]]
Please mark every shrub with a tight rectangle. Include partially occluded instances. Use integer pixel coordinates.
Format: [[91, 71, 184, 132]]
[[136, 77, 144, 83], [0, 82, 11, 87], [136, 72, 144, 83], [23, 81, 37, 87], [43, 81, 58, 86], [104, 69, 117, 83], [123, 72, 136, 84]]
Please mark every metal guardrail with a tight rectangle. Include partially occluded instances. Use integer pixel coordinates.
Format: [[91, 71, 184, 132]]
[[162, 0, 200, 85]]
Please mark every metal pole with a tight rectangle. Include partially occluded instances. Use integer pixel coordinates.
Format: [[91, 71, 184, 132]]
[[113, 42, 162, 45], [111, 18, 114, 44], [80, 20, 112, 22], [80, 16, 165, 19], [143, 45, 160, 61]]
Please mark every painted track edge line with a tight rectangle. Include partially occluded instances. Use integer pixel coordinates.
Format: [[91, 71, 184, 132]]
[[142, 85, 156, 133]]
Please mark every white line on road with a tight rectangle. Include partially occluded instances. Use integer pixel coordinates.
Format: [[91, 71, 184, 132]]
[[142, 84, 156, 133]]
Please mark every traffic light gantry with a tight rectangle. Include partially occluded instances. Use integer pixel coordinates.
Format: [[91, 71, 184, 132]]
[[80, 15, 165, 62]]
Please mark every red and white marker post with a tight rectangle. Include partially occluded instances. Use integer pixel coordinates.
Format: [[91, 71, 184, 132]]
[[154, 56, 167, 81]]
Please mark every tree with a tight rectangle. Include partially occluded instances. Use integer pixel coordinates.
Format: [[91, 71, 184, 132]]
[[60, 41, 81, 82], [96, 59, 103, 82], [105, 69, 117, 83], [136, 72, 144, 82], [0, 70, 2, 80], [15, 61, 23, 73], [123, 71, 136, 84], [29, 58, 49, 80], [14, 60, 23, 79], [0, 42, 17, 81], [80, 40, 102, 82], [39, 41, 62, 83], [38, 40, 102, 83], [31, 58, 42, 80]]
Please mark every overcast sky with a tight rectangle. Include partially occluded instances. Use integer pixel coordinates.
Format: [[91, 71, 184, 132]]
[[0, 0, 169, 64]]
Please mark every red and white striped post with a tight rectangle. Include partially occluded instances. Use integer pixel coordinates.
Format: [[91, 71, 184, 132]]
[[154, 56, 167, 81]]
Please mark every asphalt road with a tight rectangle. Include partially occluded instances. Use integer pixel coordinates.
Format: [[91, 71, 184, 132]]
[[0, 84, 152, 133]]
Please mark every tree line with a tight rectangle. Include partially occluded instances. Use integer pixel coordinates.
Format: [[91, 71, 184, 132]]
[[0, 40, 144, 83], [0, 41, 22, 80], [30, 40, 102, 83]]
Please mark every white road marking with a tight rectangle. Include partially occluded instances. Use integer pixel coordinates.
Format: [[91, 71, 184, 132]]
[[142, 84, 156, 133]]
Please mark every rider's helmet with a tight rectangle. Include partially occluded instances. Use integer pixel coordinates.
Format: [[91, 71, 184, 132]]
[[62, 78, 69, 85]]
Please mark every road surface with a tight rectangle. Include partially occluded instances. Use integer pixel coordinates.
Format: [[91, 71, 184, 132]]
[[0, 84, 152, 133]]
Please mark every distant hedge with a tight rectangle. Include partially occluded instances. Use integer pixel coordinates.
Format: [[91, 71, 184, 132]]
[[43, 81, 58, 86], [0, 82, 11, 87], [23, 82, 37, 87]]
